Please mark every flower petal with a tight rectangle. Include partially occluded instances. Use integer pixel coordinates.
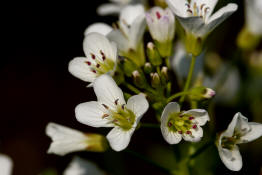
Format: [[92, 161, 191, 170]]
[[84, 23, 113, 36], [107, 29, 129, 52], [161, 126, 182, 144], [182, 127, 203, 142], [218, 145, 242, 171], [75, 101, 114, 127], [106, 127, 135, 151], [204, 3, 238, 36], [129, 13, 146, 49], [183, 109, 209, 126], [165, 0, 188, 17], [126, 94, 149, 123], [46, 123, 89, 156], [97, 3, 122, 16], [223, 112, 248, 137], [245, 0, 262, 35], [83, 33, 117, 63], [63, 157, 105, 175], [240, 122, 262, 143], [0, 154, 13, 175], [93, 74, 126, 109], [176, 16, 205, 37]]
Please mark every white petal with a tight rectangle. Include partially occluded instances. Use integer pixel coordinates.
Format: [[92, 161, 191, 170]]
[[245, 0, 262, 35], [93, 74, 126, 109], [129, 13, 146, 49], [183, 109, 209, 126], [46, 123, 89, 156], [176, 16, 206, 37], [106, 127, 135, 151], [126, 94, 149, 123], [63, 157, 105, 175], [203, 3, 238, 36], [83, 33, 117, 63], [182, 127, 203, 142], [0, 154, 13, 175], [107, 30, 129, 52], [218, 145, 242, 171], [68, 57, 97, 83], [97, 3, 122, 16], [75, 101, 114, 127], [223, 112, 248, 137], [165, 0, 188, 17], [240, 122, 262, 143], [84, 23, 113, 36]]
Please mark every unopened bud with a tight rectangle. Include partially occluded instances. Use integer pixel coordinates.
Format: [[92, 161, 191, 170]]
[[84, 133, 109, 152], [161, 66, 168, 79], [189, 86, 216, 101], [151, 72, 161, 88], [119, 56, 138, 77], [237, 26, 260, 50], [144, 62, 153, 74], [147, 42, 162, 66], [132, 70, 147, 88]]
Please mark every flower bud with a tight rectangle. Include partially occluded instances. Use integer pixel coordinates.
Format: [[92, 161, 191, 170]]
[[84, 133, 109, 152], [189, 86, 216, 101], [237, 27, 261, 50], [132, 70, 147, 88], [151, 72, 161, 88], [119, 56, 138, 77], [147, 42, 162, 66], [144, 62, 153, 74]]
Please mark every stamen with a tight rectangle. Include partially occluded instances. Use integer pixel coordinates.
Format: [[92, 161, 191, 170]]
[[115, 99, 119, 105], [156, 11, 161, 19], [92, 70, 96, 73], [178, 131, 183, 134], [189, 116, 194, 120], [185, 3, 190, 8], [100, 50, 106, 61], [121, 104, 125, 110], [102, 104, 109, 109], [91, 53, 96, 60], [186, 130, 192, 135], [102, 114, 109, 118], [85, 61, 91, 66], [187, 9, 193, 14], [192, 124, 197, 129], [200, 4, 205, 10], [168, 122, 172, 127], [96, 64, 100, 68]]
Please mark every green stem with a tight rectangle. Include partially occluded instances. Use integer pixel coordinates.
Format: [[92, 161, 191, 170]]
[[123, 83, 141, 94], [179, 55, 196, 103], [140, 123, 160, 129], [125, 150, 170, 174], [167, 91, 191, 103], [189, 142, 214, 160]]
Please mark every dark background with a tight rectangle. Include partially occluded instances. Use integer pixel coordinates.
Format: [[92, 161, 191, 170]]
[[1, 1, 261, 175]]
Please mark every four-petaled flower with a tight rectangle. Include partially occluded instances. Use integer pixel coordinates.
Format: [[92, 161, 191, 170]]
[[217, 112, 262, 171], [161, 102, 209, 144], [165, 0, 238, 37], [69, 32, 117, 86], [146, 7, 175, 57], [46, 122, 108, 156], [75, 74, 149, 151]]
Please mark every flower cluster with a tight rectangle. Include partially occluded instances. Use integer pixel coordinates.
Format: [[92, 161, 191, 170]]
[[45, 0, 262, 174]]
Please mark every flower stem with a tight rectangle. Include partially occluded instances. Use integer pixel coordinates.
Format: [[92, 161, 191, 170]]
[[179, 55, 196, 103], [167, 91, 191, 103], [189, 141, 214, 160], [123, 83, 141, 94], [125, 150, 170, 174]]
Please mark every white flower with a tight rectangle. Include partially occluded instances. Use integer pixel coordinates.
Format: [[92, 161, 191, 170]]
[[107, 4, 146, 66], [146, 7, 175, 43], [97, 0, 132, 16], [0, 154, 13, 175], [46, 122, 107, 156], [84, 23, 113, 36], [63, 157, 105, 175], [245, 0, 262, 35], [68, 32, 117, 85], [217, 112, 262, 171], [75, 74, 149, 151], [161, 102, 209, 144], [165, 0, 238, 37]]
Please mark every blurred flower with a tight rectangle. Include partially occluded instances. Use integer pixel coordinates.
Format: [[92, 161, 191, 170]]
[[161, 102, 209, 144], [84, 23, 113, 36], [75, 74, 149, 151], [107, 4, 146, 66], [46, 122, 108, 156], [165, 0, 238, 38], [217, 112, 262, 171], [0, 154, 13, 175], [245, 0, 262, 36], [68, 33, 117, 86], [146, 7, 175, 57], [63, 157, 105, 175]]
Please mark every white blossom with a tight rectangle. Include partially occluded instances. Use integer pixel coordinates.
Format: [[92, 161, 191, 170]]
[[75, 74, 149, 151], [217, 112, 262, 171], [161, 102, 209, 144], [0, 154, 13, 175], [245, 0, 262, 35], [165, 0, 238, 37], [84, 23, 113, 36], [68, 33, 117, 86]]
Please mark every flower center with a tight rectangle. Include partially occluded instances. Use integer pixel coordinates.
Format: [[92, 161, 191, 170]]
[[85, 50, 115, 75], [101, 99, 136, 131], [167, 112, 198, 135], [185, 2, 210, 21]]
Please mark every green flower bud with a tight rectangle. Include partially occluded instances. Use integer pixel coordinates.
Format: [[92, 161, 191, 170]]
[[189, 86, 216, 101], [113, 68, 125, 85], [132, 70, 147, 89], [147, 42, 162, 66], [119, 56, 138, 77], [151, 72, 161, 88], [237, 26, 261, 50], [144, 62, 153, 74], [84, 133, 109, 152]]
